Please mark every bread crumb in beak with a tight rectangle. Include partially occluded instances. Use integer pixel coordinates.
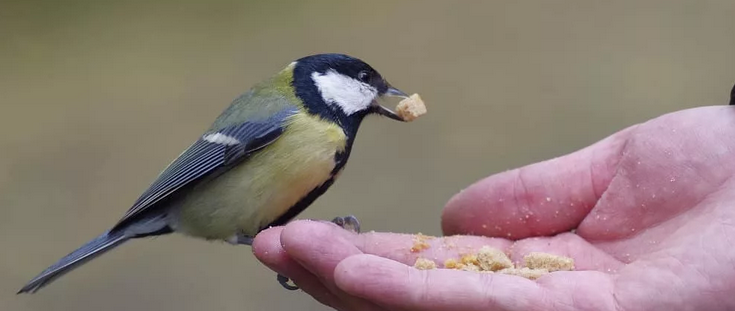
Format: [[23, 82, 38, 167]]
[[396, 93, 427, 121]]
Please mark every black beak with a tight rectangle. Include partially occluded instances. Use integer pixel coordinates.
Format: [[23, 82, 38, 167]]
[[374, 85, 409, 121], [385, 86, 409, 98]]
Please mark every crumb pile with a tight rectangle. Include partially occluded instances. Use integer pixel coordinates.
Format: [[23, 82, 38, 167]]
[[411, 237, 575, 280], [410, 233, 434, 252], [396, 93, 427, 121]]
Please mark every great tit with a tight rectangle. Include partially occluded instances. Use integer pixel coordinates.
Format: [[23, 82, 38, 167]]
[[18, 53, 410, 294]]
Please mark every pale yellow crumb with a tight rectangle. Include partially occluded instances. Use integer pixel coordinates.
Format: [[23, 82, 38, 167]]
[[410, 233, 435, 253], [524, 252, 575, 272], [442, 246, 512, 273], [460, 264, 482, 272], [415, 241, 573, 280], [460, 253, 479, 266], [413, 258, 437, 270], [443, 258, 462, 269], [498, 267, 549, 280], [476, 246, 513, 271], [396, 93, 427, 122]]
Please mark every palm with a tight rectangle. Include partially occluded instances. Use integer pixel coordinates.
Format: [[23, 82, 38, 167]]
[[254, 106, 735, 311]]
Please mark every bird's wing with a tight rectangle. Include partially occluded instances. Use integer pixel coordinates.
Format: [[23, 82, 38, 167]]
[[111, 107, 298, 229]]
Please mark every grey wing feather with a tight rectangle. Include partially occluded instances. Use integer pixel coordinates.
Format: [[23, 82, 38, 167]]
[[112, 107, 297, 229]]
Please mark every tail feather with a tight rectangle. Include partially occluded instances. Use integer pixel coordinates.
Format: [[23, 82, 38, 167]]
[[17, 231, 129, 294]]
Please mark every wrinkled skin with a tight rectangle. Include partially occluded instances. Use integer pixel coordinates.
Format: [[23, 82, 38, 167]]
[[253, 106, 735, 311]]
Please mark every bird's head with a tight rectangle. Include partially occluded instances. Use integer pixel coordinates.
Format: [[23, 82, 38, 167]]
[[291, 53, 409, 123]]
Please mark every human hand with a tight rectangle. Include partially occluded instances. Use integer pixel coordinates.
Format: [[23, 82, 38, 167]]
[[253, 106, 735, 310]]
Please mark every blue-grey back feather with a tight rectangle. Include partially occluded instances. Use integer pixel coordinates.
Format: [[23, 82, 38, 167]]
[[18, 107, 297, 294], [112, 107, 296, 229]]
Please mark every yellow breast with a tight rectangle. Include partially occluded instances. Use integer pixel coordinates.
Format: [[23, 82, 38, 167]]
[[172, 112, 347, 239]]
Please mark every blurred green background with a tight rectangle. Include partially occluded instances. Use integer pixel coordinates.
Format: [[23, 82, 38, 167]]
[[2, 0, 734, 310]]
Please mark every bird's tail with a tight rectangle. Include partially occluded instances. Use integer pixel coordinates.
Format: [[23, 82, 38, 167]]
[[17, 230, 129, 294]]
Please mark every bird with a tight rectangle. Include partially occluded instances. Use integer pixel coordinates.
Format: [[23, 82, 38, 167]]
[[18, 53, 411, 294]]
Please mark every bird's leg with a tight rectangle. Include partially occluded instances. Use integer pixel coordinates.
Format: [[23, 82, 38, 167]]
[[275, 215, 362, 291], [229, 216, 362, 291], [228, 233, 301, 290], [228, 233, 300, 290], [233, 235, 253, 246]]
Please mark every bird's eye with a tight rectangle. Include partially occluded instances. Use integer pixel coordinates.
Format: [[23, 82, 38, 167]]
[[357, 71, 370, 83]]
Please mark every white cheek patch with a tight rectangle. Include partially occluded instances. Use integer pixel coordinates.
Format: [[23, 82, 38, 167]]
[[311, 70, 378, 115]]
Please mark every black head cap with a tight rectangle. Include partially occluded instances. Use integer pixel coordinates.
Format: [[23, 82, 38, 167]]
[[295, 53, 391, 95]]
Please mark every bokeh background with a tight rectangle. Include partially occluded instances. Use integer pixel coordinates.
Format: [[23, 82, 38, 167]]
[[2, 0, 734, 310]]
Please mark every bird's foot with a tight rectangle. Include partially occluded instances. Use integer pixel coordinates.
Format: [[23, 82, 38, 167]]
[[277, 274, 299, 291], [277, 215, 361, 291], [331, 215, 361, 233]]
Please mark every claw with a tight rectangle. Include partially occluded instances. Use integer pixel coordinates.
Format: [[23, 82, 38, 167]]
[[277, 274, 299, 291], [332, 215, 361, 233]]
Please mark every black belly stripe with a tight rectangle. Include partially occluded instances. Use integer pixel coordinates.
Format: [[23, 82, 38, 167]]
[[263, 175, 337, 230], [259, 147, 351, 232]]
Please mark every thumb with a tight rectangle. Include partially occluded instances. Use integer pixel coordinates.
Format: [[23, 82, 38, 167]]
[[442, 125, 636, 239]]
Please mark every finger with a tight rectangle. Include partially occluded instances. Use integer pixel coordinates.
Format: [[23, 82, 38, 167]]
[[279, 221, 387, 311], [442, 125, 637, 239], [252, 226, 344, 310], [508, 232, 624, 272], [335, 254, 618, 311]]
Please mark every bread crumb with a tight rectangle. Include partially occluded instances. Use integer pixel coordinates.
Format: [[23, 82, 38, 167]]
[[524, 252, 575, 272], [460, 253, 478, 266], [421, 244, 574, 280], [498, 267, 548, 280], [410, 233, 434, 253], [413, 258, 437, 270], [461, 264, 482, 272], [396, 93, 427, 122], [443, 258, 461, 269], [476, 246, 513, 271]]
